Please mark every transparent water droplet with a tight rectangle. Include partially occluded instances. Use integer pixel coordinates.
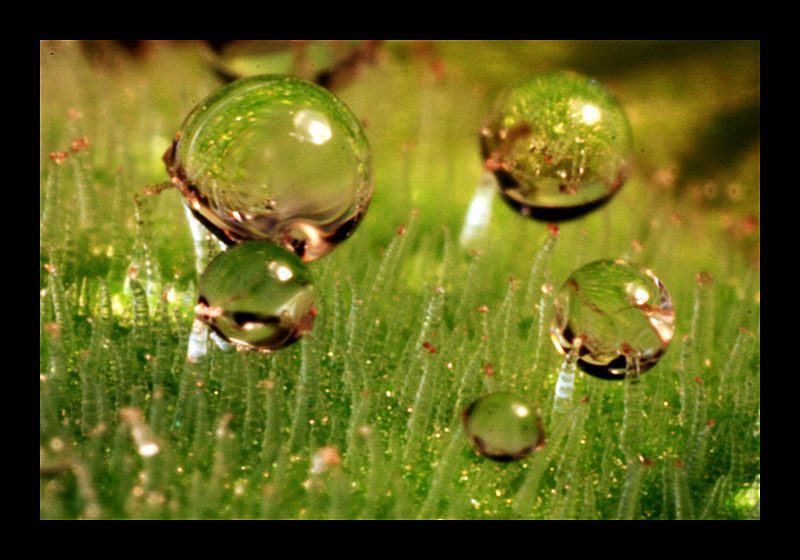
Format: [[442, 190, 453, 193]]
[[480, 71, 633, 221], [463, 392, 545, 462], [195, 240, 316, 351], [550, 259, 675, 379], [165, 75, 373, 262]]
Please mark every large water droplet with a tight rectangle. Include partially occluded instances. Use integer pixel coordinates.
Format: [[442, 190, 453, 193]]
[[165, 75, 373, 262], [550, 259, 675, 379], [480, 71, 633, 221]]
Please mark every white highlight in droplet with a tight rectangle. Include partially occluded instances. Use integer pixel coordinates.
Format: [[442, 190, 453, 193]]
[[625, 282, 650, 305], [513, 404, 530, 418], [581, 103, 601, 125], [293, 109, 332, 145], [269, 261, 294, 281]]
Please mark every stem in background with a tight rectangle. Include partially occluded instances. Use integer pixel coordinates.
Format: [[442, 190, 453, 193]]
[[551, 337, 583, 421], [458, 171, 496, 250]]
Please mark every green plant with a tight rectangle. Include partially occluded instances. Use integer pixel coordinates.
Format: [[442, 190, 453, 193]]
[[40, 40, 759, 520]]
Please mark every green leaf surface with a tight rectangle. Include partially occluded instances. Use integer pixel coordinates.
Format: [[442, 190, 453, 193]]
[[40, 40, 759, 520]]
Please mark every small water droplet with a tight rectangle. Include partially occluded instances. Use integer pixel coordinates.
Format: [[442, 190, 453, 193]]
[[195, 240, 316, 351], [463, 392, 545, 462]]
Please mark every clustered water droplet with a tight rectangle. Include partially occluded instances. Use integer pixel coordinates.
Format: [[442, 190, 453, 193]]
[[195, 240, 316, 351], [163, 75, 376, 351], [164, 70, 672, 473], [165, 74, 373, 262], [550, 259, 675, 379], [480, 71, 633, 221], [463, 392, 545, 462]]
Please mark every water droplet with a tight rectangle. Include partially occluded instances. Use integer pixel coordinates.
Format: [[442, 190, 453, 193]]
[[480, 71, 633, 221], [195, 240, 316, 351], [550, 259, 675, 379], [165, 75, 373, 262], [463, 392, 545, 462]]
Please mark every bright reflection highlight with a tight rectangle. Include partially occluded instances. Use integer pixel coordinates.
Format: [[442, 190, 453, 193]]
[[293, 109, 332, 145], [138, 442, 160, 458], [581, 103, 601, 125], [269, 261, 294, 281], [626, 282, 650, 305]]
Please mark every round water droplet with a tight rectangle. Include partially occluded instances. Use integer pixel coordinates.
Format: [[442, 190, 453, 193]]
[[550, 259, 675, 379], [195, 240, 316, 351], [164, 75, 373, 262], [480, 71, 633, 221], [463, 392, 545, 462]]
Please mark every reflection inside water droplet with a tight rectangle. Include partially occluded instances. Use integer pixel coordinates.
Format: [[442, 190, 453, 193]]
[[463, 392, 545, 462], [550, 259, 675, 379], [480, 71, 633, 221], [165, 75, 373, 262], [196, 240, 316, 351], [292, 109, 332, 145]]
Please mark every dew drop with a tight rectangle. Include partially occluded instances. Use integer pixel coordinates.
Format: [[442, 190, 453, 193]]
[[480, 71, 633, 221], [195, 240, 316, 351], [463, 392, 545, 462], [164, 75, 373, 262], [550, 259, 675, 379]]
